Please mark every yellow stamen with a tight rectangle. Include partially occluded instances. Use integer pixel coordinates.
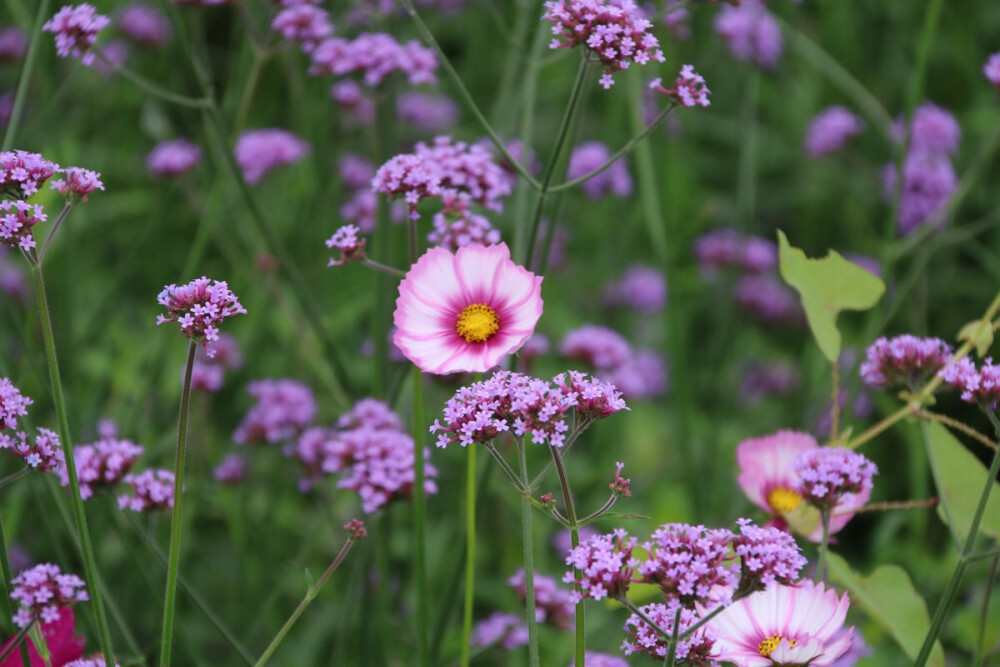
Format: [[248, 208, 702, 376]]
[[767, 486, 803, 514], [455, 303, 500, 343], [758, 635, 795, 657]]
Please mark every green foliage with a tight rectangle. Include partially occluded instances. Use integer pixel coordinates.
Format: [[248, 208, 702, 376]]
[[925, 421, 1000, 542], [777, 230, 886, 362], [957, 318, 995, 357]]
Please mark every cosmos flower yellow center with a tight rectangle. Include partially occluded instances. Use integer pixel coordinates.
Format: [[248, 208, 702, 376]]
[[455, 303, 500, 343], [767, 486, 803, 514], [758, 634, 795, 657]]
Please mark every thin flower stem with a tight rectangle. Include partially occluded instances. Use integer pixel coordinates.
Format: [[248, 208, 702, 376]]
[[916, 410, 998, 451], [27, 624, 49, 667], [459, 436, 477, 667], [232, 50, 269, 141], [38, 203, 72, 264], [549, 444, 585, 667], [855, 498, 938, 513], [830, 362, 840, 442], [625, 69, 668, 261], [915, 408, 1000, 666], [94, 50, 210, 108], [0, 622, 34, 664], [253, 535, 359, 666], [676, 604, 725, 642], [1, 0, 50, 151], [973, 554, 999, 666], [816, 510, 831, 583], [620, 598, 670, 642], [362, 259, 406, 278], [663, 605, 682, 667], [372, 90, 397, 398], [0, 468, 30, 490], [159, 341, 198, 667], [969, 547, 1000, 564], [411, 365, 430, 667], [525, 56, 590, 269], [484, 443, 525, 492], [547, 103, 677, 194], [0, 512, 32, 667], [517, 438, 541, 667], [28, 262, 116, 666], [577, 495, 617, 525]]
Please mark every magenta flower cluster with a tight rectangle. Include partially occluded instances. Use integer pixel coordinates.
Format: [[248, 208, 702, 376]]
[[603, 264, 667, 313], [117, 3, 171, 47], [234, 378, 317, 445], [10, 563, 88, 628], [693, 229, 777, 277], [542, 0, 665, 89], [566, 141, 632, 200], [147, 138, 202, 177], [860, 334, 953, 389], [986, 53, 1000, 90], [117, 468, 175, 512], [649, 65, 711, 108], [428, 204, 501, 252], [793, 447, 878, 512], [271, 3, 333, 53], [156, 276, 246, 357], [558, 325, 667, 400], [190, 333, 242, 392], [639, 523, 738, 608], [714, 0, 783, 69], [310, 32, 437, 87], [50, 167, 104, 203], [559, 325, 631, 369], [431, 370, 627, 449], [42, 3, 110, 66], [563, 528, 638, 603], [397, 92, 459, 131], [0, 27, 29, 61], [805, 106, 864, 157], [371, 153, 443, 220], [213, 453, 248, 484], [621, 601, 720, 662], [234, 129, 310, 184], [59, 438, 144, 500], [326, 224, 367, 267], [470, 611, 528, 650], [939, 356, 1000, 407], [3, 428, 65, 475], [0, 377, 32, 431], [0, 150, 60, 198], [732, 518, 807, 596], [508, 569, 574, 630], [0, 200, 46, 251]]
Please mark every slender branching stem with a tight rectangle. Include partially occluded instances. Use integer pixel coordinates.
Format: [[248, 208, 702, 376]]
[[1, 0, 50, 151], [0, 512, 32, 667], [0, 468, 30, 490], [95, 50, 210, 108], [38, 203, 72, 264], [517, 439, 541, 667], [0, 622, 34, 664], [459, 440, 477, 667], [974, 555, 999, 666], [362, 259, 406, 279], [816, 510, 831, 583], [411, 365, 430, 667], [549, 444, 585, 666]]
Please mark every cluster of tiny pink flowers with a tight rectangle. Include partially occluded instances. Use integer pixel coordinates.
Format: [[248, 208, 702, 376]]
[[0, 150, 60, 198], [414, 137, 513, 212], [649, 65, 711, 108], [508, 569, 574, 630], [397, 92, 458, 131], [330, 79, 375, 125], [10, 563, 88, 628], [117, 3, 171, 47], [638, 523, 737, 608], [271, 3, 333, 53], [234, 129, 310, 184], [542, 0, 665, 89], [326, 224, 367, 266], [190, 333, 242, 392], [213, 453, 248, 484], [621, 601, 719, 662], [147, 138, 202, 177], [554, 370, 628, 421], [731, 518, 806, 596], [156, 276, 246, 356], [470, 611, 528, 650], [939, 357, 1000, 407], [559, 325, 631, 369], [860, 334, 953, 389], [371, 153, 443, 220], [693, 229, 777, 277], [0, 378, 32, 431], [310, 32, 437, 87], [0, 27, 29, 61], [233, 379, 317, 445], [804, 106, 864, 157], [563, 528, 638, 603], [339, 397, 405, 431], [557, 325, 667, 399], [0, 200, 46, 251], [117, 468, 175, 512], [609, 460, 631, 497], [42, 4, 110, 66], [986, 53, 1000, 90], [714, 0, 783, 69], [793, 448, 878, 512], [3, 428, 65, 475], [50, 167, 104, 203], [603, 264, 667, 313], [566, 141, 632, 200], [59, 438, 144, 500], [428, 206, 500, 251]]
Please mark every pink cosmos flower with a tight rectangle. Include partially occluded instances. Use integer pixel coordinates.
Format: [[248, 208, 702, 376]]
[[393, 243, 543, 374], [709, 582, 853, 667]]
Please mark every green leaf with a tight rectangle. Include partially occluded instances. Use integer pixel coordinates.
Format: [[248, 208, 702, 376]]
[[925, 421, 1000, 541], [957, 319, 994, 357], [827, 552, 944, 666], [777, 231, 886, 362]]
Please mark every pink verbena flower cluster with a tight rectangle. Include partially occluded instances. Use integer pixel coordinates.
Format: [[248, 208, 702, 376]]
[[558, 325, 667, 399], [0, 377, 31, 431], [271, 3, 333, 53], [233, 378, 317, 445], [397, 92, 459, 131], [42, 4, 110, 66], [0, 27, 29, 61], [566, 141, 632, 200], [603, 264, 667, 313], [508, 569, 574, 630], [693, 229, 777, 276], [0, 200, 46, 251], [117, 3, 172, 47], [337, 397, 405, 432], [156, 276, 246, 357], [804, 106, 864, 157], [371, 153, 443, 220], [714, 0, 782, 69], [470, 612, 528, 650], [50, 167, 104, 203], [542, 0, 665, 89], [3, 428, 65, 475], [986, 53, 1000, 90], [0, 150, 60, 198], [793, 448, 878, 513], [427, 191, 502, 251], [147, 138, 202, 177], [563, 528, 638, 602], [559, 324, 631, 368], [212, 453, 247, 484], [59, 438, 144, 500], [859, 334, 952, 389], [326, 224, 367, 266], [414, 137, 513, 211], [10, 563, 88, 628], [649, 65, 711, 108], [732, 518, 807, 597], [939, 356, 1000, 407], [234, 129, 310, 184], [310, 32, 437, 87], [117, 468, 175, 512], [621, 601, 720, 662], [190, 333, 242, 392], [638, 523, 738, 608]]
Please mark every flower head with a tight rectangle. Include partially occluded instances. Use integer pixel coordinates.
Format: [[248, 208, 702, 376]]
[[50, 167, 104, 203], [559, 324, 631, 369], [10, 563, 88, 628], [271, 4, 333, 52], [0, 378, 31, 432], [117, 468, 175, 512], [709, 582, 853, 666], [59, 438, 144, 499], [233, 379, 316, 445], [508, 569, 574, 630], [235, 129, 310, 184], [714, 0, 783, 69], [428, 205, 501, 252], [147, 139, 202, 177], [554, 370, 627, 421], [2, 428, 64, 475], [326, 224, 367, 266], [649, 65, 711, 108], [470, 612, 527, 650], [0, 27, 29, 61], [563, 529, 637, 603], [860, 335, 952, 389], [397, 92, 459, 131], [638, 523, 737, 608], [939, 356, 1000, 406], [793, 447, 878, 513], [310, 32, 437, 87], [393, 243, 543, 374], [156, 276, 246, 356], [213, 453, 247, 484], [118, 3, 171, 47], [985, 53, 1000, 90], [732, 518, 806, 596], [0, 200, 46, 251], [737, 430, 816, 517], [805, 106, 863, 157], [622, 601, 720, 663], [42, 4, 110, 66], [0, 150, 60, 198], [566, 141, 632, 200]]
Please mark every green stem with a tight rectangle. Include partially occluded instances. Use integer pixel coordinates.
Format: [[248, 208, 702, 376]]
[[158, 341, 198, 667], [663, 605, 682, 667], [518, 439, 540, 667], [973, 554, 999, 666], [816, 510, 831, 583], [253, 535, 358, 666], [459, 441, 476, 667], [830, 362, 840, 442], [915, 409, 1000, 665], [0, 623, 33, 665], [525, 56, 591, 269], [624, 69, 668, 260], [0, 512, 32, 667], [0, 468, 30, 489], [372, 90, 396, 398], [38, 203, 72, 264], [549, 445, 584, 666], [95, 50, 209, 108], [362, 259, 406, 279], [411, 365, 430, 667], [27, 624, 49, 667], [1, 0, 50, 151], [28, 262, 116, 665], [737, 69, 760, 227]]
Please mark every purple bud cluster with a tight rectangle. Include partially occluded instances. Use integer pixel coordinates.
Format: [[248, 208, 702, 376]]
[[563, 529, 638, 603], [860, 334, 953, 389], [793, 448, 878, 512], [233, 379, 317, 445], [939, 357, 1000, 407], [156, 276, 246, 356], [558, 326, 667, 400], [0, 150, 60, 198], [117, 468, 175, 512], [234, 129, 310, 184], [508, 569, 574, 630], [10, 563, 88, 628], [326, 224, 367, 266], [714, 0, 783, 69], [310, 32, 437, 87], [147, 139, 202, 177], [3, 428, 65, 475], [804, 106, 864, 157], [43, 3, 110, 66], [566, 141, 632, 200], [649, 65, 711, 108], [59, 438, 144, 499]]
